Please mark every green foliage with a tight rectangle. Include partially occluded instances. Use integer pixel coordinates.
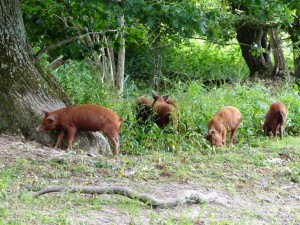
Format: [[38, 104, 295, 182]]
[[125, 39, 249, 86], [102, 81, 298, 155], [228, 0, 294, 25], [52, 61, 112, 106], [21, 0, 120, 60], [21, 0, 299, 83], [125, 0, 210, 39], [51, 58, 300, 154], [162, 41, 248, 81]]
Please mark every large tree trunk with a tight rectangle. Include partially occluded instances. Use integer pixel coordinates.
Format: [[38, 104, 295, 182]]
[[0, 0, 110, 155], [236, 26, 272, 76], [288, 16, 300, 78]]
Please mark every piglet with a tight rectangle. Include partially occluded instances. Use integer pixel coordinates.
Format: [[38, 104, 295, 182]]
[[151, 91, 177, 128], [206, 106, 241, 147], [262, 101, 287, 139], [136, 96, 153, 124], [36, 104, 122, 155]]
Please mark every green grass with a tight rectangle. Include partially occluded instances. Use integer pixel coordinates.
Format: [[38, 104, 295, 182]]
[[103, 80, 300, 157], [1, 133, 299, 223]]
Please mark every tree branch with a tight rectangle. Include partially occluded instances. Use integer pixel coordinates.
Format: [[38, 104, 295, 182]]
[[33, 185, 219, 208], [33, 30, 118, 60]]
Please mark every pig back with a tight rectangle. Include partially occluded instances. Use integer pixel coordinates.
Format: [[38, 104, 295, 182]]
[[66, 104, 122, 132], [137, 96, 153, 106], [265, 102, 287, 126], [214, 106, 241, 129], [267, 102, 287, 118]]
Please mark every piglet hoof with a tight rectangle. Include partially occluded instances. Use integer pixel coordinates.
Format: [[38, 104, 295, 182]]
[[114, 153, 123, 158]]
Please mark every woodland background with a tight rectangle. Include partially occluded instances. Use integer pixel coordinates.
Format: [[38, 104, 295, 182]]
[[0, 0, 300, 224]]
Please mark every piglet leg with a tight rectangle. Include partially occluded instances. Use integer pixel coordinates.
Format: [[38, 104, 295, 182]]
[[279, 125, 284, 139], [107, 135, 119, 155], [272, 126, 277, 138], [222, 130, 227, 146], [229, 127, 238, 144], [54, 130, 65, 148], [66, 127, 77, 151]]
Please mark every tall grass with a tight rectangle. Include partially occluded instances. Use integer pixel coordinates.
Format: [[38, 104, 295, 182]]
[[52, 59, 300, 155], [116, 80, 300, 155]]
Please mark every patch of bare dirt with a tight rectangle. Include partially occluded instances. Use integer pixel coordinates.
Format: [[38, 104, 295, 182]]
[[0, 134, 299, 224]]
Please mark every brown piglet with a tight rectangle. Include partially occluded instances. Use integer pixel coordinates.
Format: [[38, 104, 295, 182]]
[[206, 106, 241, 147], [136, 96, 153, 123], [262, 101, 287, 139], [162, 95, 178, 109], [36, 104, 123, 155], [151, 91, 177, 128]]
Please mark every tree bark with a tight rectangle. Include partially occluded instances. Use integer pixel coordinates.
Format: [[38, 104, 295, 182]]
[[288, 16, 300, 78], [268, 28, 286, 77], [236, 26, 272, 76], [152, 50, 162, 91], [47, 56, 70, 70], [116, 2, 125, 96], [0, 0, 110, 155], [33, 185, 219, 209]]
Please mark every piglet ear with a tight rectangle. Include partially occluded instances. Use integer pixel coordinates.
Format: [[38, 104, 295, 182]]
[[208, 129, 214, 135], [152, 90, 158, 100], [42, 109, 49, 114], [163, 95, 169, 101], [47, 114, 57, 122]]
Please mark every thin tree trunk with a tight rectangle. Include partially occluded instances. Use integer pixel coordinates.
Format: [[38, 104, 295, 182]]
[[261, 31, 271, 63], [268, 28, 286, 77], [108, 45, 117, 80], [47, 55, 69, 70], [288, 16, 300, 78], [116, 4, 125, 96], [104, 36, 115, 84], [0, 0, 110, 155], [295, 54, 300, 79], [152, 50, 161, 91], [101, 47, 110, 84]]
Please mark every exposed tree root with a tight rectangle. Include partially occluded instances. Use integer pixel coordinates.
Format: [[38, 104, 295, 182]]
[[33, 186, 218, 208]]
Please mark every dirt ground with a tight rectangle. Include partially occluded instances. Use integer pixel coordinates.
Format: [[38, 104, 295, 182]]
[[0, 134, 299, 224]]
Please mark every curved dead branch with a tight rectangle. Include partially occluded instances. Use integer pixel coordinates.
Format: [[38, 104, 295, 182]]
[[33, 186, 218, 208], [33, 30, 118, 60]]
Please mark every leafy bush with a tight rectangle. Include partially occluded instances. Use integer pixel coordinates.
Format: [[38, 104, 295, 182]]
[[162, 41, 249, 81], [52, 61, 113, 106], [125, 40, 249, 89]]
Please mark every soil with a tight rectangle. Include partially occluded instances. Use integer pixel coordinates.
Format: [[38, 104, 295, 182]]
[[0, 134, 299, 224]]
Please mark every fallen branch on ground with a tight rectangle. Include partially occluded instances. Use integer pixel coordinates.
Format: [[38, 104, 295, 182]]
[[33, 186, 218, 208]]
